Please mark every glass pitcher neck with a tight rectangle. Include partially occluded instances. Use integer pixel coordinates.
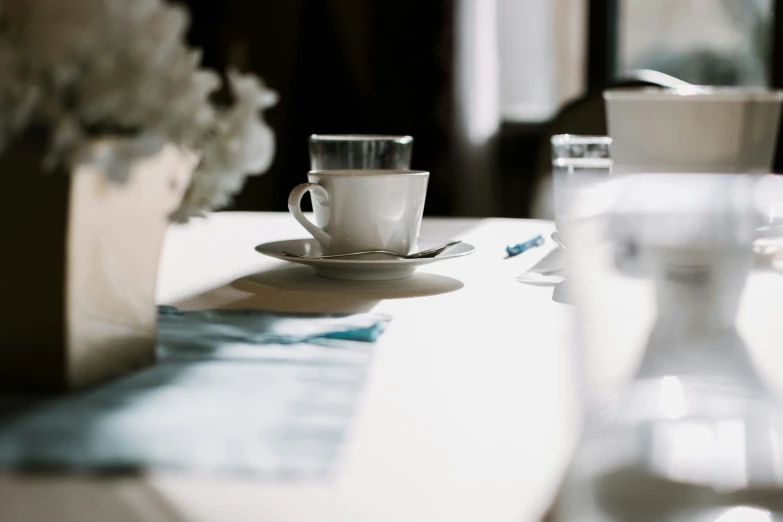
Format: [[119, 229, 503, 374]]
[[633, 246, 767, 395]]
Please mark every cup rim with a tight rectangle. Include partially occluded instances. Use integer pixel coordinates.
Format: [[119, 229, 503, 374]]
[[604, 86, 783, 101], [309, 134, 414, 143], [309, 169, 428, 177]]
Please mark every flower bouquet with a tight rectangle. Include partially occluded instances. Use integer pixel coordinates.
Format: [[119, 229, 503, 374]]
[[0, 0, 277, 391]]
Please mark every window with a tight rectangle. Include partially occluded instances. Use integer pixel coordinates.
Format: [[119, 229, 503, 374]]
[[498, 0, 775, 126], [617, 0, 773, 86], [499, 0, 587, 123]]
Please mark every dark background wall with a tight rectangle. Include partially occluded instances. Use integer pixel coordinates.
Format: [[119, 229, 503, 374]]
[[181, 0, 465, 217], [179, 0, 783, 219]]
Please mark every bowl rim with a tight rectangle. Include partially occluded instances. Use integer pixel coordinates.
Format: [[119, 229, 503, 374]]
[[604, 86, 783, 101]]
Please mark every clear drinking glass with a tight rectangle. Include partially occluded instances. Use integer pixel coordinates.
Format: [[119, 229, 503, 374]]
[[518, 135, 613, 289], [551, 134, 613, 239], [308, 134, 413, 170]]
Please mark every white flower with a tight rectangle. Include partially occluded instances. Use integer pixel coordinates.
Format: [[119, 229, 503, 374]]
[[0, 0, 277, 222], [170, 69, 278, 222]]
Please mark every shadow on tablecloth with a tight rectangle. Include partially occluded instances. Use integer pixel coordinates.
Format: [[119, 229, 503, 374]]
[[172, 264, 464, 314]]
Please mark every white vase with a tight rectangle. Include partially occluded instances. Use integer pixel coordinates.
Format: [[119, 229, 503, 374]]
[[0, 136, 194, 391]]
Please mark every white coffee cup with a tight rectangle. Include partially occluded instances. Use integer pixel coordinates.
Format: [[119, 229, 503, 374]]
[[604, 87, 783, 175], [288, 169, 429, 255]]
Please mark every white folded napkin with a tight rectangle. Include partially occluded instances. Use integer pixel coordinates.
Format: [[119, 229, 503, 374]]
[[517, 244, 567, 286]]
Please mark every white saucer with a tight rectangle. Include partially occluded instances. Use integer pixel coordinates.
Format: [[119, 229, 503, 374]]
[[254, 238, 475, 280]]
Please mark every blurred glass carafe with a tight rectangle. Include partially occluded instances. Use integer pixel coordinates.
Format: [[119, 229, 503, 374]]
[[308, 134, 413, 170], [548, 174, 783, 522]]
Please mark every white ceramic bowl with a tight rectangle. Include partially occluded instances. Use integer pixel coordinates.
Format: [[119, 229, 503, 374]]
[[604, 87, 783, 175]]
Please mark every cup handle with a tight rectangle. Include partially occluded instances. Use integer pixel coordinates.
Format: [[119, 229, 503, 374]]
[[288, 183, 331, 248]]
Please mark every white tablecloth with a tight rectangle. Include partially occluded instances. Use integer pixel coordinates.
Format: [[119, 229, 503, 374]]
[[8, 210, 750, 521]]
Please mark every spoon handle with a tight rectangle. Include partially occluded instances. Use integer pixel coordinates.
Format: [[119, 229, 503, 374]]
[[281, 240, 461, 260], [283, 249, 400, 259], [407, 240, 462, 258]]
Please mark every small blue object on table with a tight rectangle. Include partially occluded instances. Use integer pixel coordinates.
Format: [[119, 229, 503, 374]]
[[505, 234, 545, 258]]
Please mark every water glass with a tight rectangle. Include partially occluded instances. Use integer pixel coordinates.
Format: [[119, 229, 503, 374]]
[[309, 134, 413, 170], [551, 134, 612, 237], [517, 135, 612, 289]]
